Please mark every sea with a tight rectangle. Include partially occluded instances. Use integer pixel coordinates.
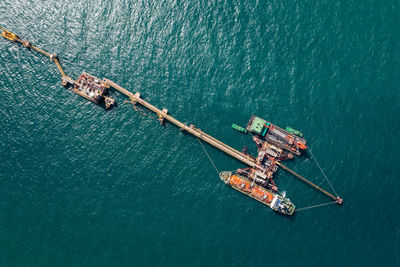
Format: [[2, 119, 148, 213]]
[[0, 0, 399, 266]]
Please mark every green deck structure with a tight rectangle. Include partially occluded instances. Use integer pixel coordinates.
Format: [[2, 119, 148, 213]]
[[249, 116, 270, 136]]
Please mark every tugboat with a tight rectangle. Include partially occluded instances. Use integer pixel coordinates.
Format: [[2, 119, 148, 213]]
[[219, 171, 295, 215], [285, 126, 303, 137], [232, 123, 248, 134]]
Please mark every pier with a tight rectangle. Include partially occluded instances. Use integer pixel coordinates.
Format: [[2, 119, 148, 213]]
[[1, 27, 342, 205], [103, 79, 259, 169]]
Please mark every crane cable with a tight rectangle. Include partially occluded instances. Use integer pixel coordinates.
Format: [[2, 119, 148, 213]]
[[296, 201, 337, 212]]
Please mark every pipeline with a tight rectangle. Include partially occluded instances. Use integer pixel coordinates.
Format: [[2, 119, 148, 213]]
[[52, 58, 67, 77], [103, 79, 260, 169]]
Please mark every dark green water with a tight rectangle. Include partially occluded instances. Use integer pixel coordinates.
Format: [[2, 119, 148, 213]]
[[1, 0, 399, 266]]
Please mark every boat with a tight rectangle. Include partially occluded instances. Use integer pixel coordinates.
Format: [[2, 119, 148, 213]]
[[285, 126, 303, 137], [232, 123, 247, 133], [219, 171, 295, 215]]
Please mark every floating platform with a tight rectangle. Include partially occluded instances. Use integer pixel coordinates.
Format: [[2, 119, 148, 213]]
[[246, 115, 307, 156], [73, 72, 115, 109]]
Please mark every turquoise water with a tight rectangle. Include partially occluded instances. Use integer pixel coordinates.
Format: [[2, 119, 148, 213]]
[[1, 0, 399, 266]]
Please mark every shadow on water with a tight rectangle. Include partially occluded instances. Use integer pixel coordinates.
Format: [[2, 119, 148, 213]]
[[302, 149, 311, 160]]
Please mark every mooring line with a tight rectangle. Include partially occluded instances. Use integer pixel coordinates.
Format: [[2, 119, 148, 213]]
[[296, 201, 337, 212], [197, 138, 220, 175], [125, 100, 158, 120], [307, 146, 339, 197]]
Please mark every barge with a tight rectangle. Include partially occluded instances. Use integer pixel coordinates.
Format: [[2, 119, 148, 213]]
[[246, 115, 307, 156]]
